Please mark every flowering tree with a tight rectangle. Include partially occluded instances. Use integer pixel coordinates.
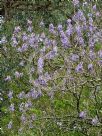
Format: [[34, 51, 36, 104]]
[[1, 1, 102, 136]]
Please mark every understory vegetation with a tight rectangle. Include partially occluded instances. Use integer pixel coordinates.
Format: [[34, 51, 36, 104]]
[[1, 0, 102, 136]]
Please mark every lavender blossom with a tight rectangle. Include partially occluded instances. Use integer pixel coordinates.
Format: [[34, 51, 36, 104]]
[[30, 88, 42, 99], [39, 32, 46, 42], [89, 50, 96, 60], [70, 54, 79, 62], [14, 71, 23, 78], [27, 19, 32, 25], [57, 24, 63, 32], [75, 24, 82, 36], [72, 0, 79, 6], [20, 114, 26, 123], [35, 78, 47, 86], [93, 5, 96, 11], [45, 50, 57, 60], [31, 114, 36, 121], [88, 63, 93, 71], [39, 21, 45, 27], [66, 19, 72, 24], [22, 33, 28, 42], [29, 37, 35, 47], [12, 39, 18, 47], [1, 36, 7, 44], [8, 91, 13, 99], [49, 23, 54, 33], [9, 103, 14, 112], [19, 102, 25, 112], [4, 76, 11, 81], [17, 47, 22, 52], [37, 57, 44, 74], [79, 111, 86, 118], [27, 26, 33, 32], [21, 43, 28, 52], [98, 60, 102, 67], [66, 19, 73, 37], [17, 91, 25, 99], [14, 26, 21, 33], [25, 101, 32, 108], [7, 121, 12, 129], [91, 116, 99, 125], [75, 62, 83, 72]]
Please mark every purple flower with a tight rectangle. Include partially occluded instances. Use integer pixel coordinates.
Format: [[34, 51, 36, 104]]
[[78, 36, 85, 46], [31, 114, 36, 121], [21, 43, 28, 52], [89, 26, 94, 34], [8, 91, 13, 99], [70, 54, 79, 61], [88, 63, 93, 71], [17, 47, 22, 52], [91, 116, 98, 125], [9, 103, 14, 112], [89, 38, 95, 49], [89, 17, 93, 26], [29, 37, 35, 47], [7, 121, 12, 129], [14, 71, 23, 78], [93, 5, 96, 11], [79, 111, 86, 118], [4, 76, 11, 81], [40, 32, 46, 41], [66, 25, 73, 37], [60, 32, 71, 48], [37, 57, 44, 74], [27, 19, 32, 25], [81, 49, 86, 56], [12, 39, 18, 47], [72, 0, 79, 6], [22, 33, 28, 41], [49, 23, 54, 31], [25, 101, 32, 108], [96, 12, 100, 17], [39, 21, 45, 27], [30, 88, 42, 99], [44, 38, 52, 47], [18, 91, 25, 99], [37, 78, 47, 86], [67, 19, 72, 24], [75, 62, 83, 72], [57, 24, 63, 32], [98, 60, 102, 67], [44, 72, 51, 81], [45, 50, 56, 59], [60, 31, 66, 38], [75, 24, 82, 36], [20, 114, 26, 123], [27, 26, 33, 32], [89, 50, 96, 60], [19, 102, 25, 112], [1, 36, 7, 44], [14, 26, 21, 33]]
